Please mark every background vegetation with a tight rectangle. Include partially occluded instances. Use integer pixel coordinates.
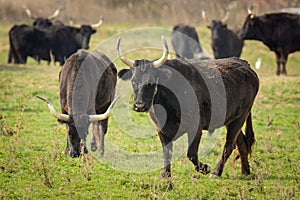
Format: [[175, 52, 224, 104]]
[[0, 0, 299, 25], [0, 0, 300, 199]]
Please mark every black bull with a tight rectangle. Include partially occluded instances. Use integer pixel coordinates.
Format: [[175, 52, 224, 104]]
[[117, 37, 259, 177], [207, 20, 244, 59], [171, 24, 209, 59], [37, 50, 117, 157], [8, 23, 97, 65], [239, 12, 300, 75]]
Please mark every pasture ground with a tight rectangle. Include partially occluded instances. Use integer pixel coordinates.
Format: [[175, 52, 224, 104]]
[[0, 23, 300, 199]]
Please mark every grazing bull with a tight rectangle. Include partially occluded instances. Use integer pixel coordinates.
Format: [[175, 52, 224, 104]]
[[117, 36, 259, 177], [37, 50, 117, 157], [239, 10, 300, 75], [207, 20, 244, 59], [171, 24, 210, 59]]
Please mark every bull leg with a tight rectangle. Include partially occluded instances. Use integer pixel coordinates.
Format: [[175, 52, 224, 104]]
[[187, 130, 210, 175], [210, 113, 248, 177], [80, 138, 88, 155], [275, 52, 281, 76], [236, 131, 250, 176], [99, 119, 108, 156], [91, 121, 99, 152], [281, 53, 288, 75], [91, 119, 108, 156], [158, 131, 173, 178], [8, 48, 12, 63]]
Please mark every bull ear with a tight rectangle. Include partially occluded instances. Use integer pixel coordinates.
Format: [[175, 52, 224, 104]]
[[118, 69, 132, 80], [92, 29, 97, 34], [158, 68, 172, 82], [207, 25, 211, 29]]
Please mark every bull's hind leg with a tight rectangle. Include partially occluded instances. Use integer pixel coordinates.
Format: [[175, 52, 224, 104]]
[[158, 131, 173, 178], [91, 121, 99, 152], [236, 131, 250, 176], [210, 113, 248, 177], [99, 119, 108, 156], [91, 119, 108, 156], [187, 130, 210, 175], [281, 53, 288, 75], [275, 52, 281, 76]]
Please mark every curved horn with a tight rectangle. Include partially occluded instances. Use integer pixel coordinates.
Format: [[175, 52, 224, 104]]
[[153, 35, 169, 67], [91, 18, 103, 28], [36, 95, 69, 121], [89, 96, 120, 122], [116, 37, 134, 68], [69, 18, 81, 28], [247, 3, 253, 15], [221, 11, 229, 23], [48, 9, 60, 20], [24, 8, 35, 19]]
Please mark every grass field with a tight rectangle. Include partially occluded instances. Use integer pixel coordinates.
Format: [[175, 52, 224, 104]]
[[0, 22, 300, 199]]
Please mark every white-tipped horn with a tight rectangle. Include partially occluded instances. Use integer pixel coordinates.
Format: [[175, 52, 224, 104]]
[[221, 11, 229, 23], [48, 9, 60, 20], [91, 18, 103, 28], [69, 18, 81, 28], [247, 3, 253, 15], [36, 95, 69, 121], [116, 37, 134, 68], [89, 96, 120, 122], [153, 35, 169, 67], [24, 8, 35, 19]]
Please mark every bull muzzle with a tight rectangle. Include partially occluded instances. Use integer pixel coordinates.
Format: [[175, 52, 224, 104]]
[[36, 96, 119, 122], [133, 102, 147, 112]]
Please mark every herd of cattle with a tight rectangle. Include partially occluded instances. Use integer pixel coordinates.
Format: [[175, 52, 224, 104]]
[[8, 8, 300, 75], [9, 7, 299, 178], [8, 8, 102, 66]]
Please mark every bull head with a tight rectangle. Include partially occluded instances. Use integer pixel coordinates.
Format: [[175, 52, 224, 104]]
[[117, 36, 172, 112], [116, 35, 169, 68], [36, 95, 119, 122]]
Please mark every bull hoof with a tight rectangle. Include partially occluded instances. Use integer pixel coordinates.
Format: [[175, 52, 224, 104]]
[[199, 163, 211, 175], [209, 173, 220, 179], [161, 171, 171, 178], [90, 143, 97, 152]]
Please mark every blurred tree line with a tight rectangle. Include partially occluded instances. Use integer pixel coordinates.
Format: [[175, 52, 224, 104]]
[[0, 0, 299, 26]]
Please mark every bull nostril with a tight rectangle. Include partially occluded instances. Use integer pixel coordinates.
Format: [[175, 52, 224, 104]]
[[134, 103, 145, 111]]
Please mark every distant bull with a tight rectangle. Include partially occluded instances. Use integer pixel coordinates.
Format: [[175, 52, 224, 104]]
[[207, 20, 244, 59], [239, 8, 300, 75], [171, 24, 210, 59], [52, 19, 102, 65], [37, 50, 117, 157], [8, 19, 101, 65], [117, 36, 259, 178]]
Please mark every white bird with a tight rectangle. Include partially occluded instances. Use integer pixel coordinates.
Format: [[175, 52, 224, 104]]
[[255, 57, 261, 69]]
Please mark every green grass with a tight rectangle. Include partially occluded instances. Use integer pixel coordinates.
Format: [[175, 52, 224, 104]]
[[0, 23, 300, 199]]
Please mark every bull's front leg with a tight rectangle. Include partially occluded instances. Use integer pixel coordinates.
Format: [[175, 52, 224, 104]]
[[80, 138, 88, 155], [187, 130, 210, 175], [158, 131, 173, 178]]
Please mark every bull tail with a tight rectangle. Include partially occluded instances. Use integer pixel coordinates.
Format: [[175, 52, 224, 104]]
[[245, 111, 255, 155]]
